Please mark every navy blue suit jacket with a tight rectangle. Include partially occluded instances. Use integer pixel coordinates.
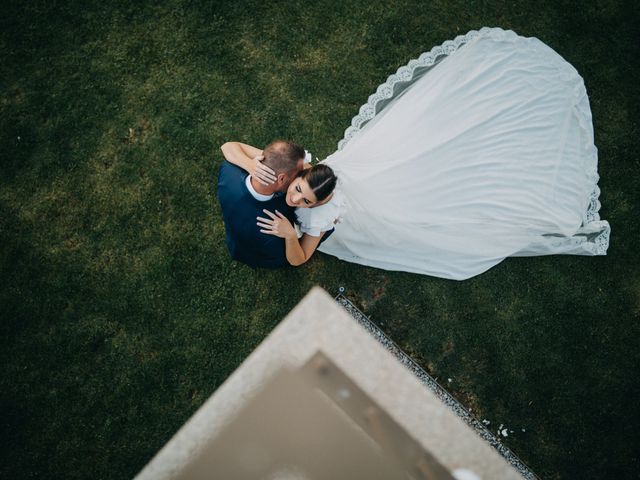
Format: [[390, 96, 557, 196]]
[[217, 161, 295, 268]]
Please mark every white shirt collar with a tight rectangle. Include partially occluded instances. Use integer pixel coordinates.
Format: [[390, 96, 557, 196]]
[[245, 175, 274, 201]]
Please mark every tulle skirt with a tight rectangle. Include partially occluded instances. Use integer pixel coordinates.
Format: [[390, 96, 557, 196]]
[[319, 27, 610, 280]]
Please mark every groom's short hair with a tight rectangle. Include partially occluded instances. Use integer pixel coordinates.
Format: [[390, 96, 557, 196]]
[[263, 140, 304, 175]]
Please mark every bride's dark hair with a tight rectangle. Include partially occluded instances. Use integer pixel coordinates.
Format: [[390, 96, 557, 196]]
[[299, 164, 337, 203]]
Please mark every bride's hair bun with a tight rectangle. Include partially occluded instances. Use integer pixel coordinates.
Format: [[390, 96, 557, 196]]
[[301, 164, 337, 203]]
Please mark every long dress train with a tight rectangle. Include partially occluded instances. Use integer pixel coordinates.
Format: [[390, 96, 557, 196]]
[[318, 27, 610, 280]]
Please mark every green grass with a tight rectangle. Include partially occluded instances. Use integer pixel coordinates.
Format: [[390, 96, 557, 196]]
[[1, 1, 639, 478]]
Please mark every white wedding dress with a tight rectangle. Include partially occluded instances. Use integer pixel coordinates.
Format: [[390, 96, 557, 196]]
[[314, 27, 610, 280]]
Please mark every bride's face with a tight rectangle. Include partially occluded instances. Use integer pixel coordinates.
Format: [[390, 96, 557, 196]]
[[285, 177, 318, 208]]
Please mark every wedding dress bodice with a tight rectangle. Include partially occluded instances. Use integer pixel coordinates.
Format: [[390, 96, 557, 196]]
[[295, 188, 345, 237]]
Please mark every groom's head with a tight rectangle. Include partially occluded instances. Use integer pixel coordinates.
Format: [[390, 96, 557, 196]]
[[262, 140, 305, 192]]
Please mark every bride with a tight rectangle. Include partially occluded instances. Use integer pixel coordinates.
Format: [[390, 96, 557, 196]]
[[230, 27, 610, 280]]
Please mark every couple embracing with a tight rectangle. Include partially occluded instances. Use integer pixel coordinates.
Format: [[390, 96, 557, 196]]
[[216, 28, 609, 280], [217, 140, 340, 268]]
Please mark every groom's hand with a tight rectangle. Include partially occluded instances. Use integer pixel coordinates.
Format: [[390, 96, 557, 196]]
[[251, 155, 277, 186]]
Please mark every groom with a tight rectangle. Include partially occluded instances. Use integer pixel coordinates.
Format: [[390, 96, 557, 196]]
[[217, 140, 305, 268]]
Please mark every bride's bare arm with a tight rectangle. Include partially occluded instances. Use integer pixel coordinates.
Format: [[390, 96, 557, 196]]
[[220, 142, 262, 165], [283, 233, 324, 266], [256, 209, 324, 266], [220, 142, 276, 185]]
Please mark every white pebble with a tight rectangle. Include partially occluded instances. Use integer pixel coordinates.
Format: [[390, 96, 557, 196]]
[[452, 469, 481, 480], [336, 388, 351, 400]]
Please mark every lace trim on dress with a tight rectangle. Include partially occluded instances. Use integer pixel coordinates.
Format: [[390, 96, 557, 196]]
[[337, 27, 610, 256], [337, 28, 487, 151], [564, 57, 610, 255]]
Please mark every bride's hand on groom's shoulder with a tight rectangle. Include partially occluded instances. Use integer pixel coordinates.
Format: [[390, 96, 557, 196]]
[[257, 209, 296, 239], [251, 155, 276, 186]]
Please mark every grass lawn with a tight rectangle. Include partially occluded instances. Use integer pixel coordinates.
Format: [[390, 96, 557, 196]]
[[1, 1, 639, 478]]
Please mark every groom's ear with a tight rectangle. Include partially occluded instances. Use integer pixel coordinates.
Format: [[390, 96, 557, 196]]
[[275, 172, 290, 189]]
